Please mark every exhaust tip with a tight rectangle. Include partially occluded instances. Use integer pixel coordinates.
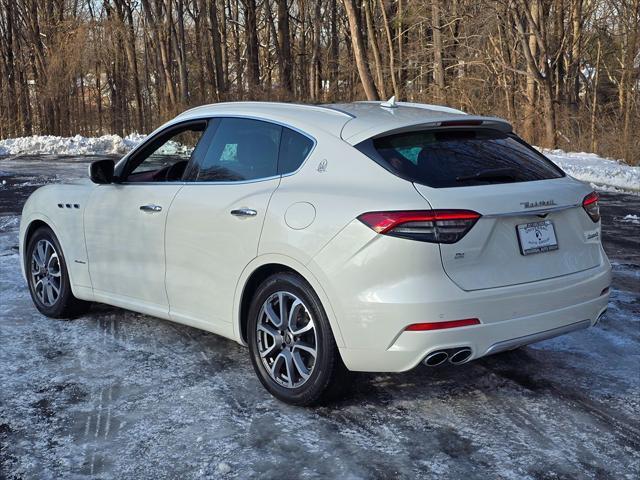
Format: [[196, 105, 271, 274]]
[[423, 351, 448, 367], [449, 348, 472, 365]]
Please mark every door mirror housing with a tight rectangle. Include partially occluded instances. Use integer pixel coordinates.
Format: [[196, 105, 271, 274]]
[[89, 159, 115, 184]]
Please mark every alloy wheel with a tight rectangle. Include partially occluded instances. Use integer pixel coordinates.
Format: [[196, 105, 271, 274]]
[[30, 239, 62, 307], [256, 291, 318, 388]]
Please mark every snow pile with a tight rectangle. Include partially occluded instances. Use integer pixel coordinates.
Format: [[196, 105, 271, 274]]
[[0, 133, 146, 156], [541, 149, 639, 193]]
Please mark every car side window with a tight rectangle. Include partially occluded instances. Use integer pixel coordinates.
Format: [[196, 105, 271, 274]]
[[123, 121, 208, 182], [188, 118, 282, 182], [278, 128, 314, 175]]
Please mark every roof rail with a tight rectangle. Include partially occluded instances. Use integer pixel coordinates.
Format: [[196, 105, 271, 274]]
[[177, 101, 355, 119]]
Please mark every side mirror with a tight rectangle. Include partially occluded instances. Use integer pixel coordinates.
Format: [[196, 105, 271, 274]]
[[89, 159, 115, 184]]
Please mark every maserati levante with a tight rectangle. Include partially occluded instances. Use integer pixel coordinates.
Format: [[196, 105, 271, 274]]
[[19, 100, 611, 405]]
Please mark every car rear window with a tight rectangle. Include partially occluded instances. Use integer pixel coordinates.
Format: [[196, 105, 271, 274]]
[[355, 129, 564, 188]]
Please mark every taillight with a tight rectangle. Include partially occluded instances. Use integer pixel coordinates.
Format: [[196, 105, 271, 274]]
[[582, 192, 600, 223], [357, 210, 481, 243]]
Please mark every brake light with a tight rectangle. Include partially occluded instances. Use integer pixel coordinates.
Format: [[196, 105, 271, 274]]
[[405, 318, 480, 331], [439, 120, 483, 127], [358, 210, 481, 243], [582, 192, 600, 222]]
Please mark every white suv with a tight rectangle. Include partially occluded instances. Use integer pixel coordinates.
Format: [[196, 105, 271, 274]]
[[20, 101, 611, 405]]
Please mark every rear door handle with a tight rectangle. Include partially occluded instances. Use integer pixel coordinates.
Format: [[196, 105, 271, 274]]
[[140, 204, 163, 213], [230, 208, 257, 217]]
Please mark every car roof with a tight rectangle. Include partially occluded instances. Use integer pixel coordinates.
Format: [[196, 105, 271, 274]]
[[175, 101, 512, 145], [175, 102, 352, 138]]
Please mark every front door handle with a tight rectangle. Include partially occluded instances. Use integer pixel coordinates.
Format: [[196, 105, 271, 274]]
[[140, 204, 163, 213], [230, 208, 257, 217]]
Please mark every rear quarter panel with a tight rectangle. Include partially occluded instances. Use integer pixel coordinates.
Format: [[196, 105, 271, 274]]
[[259, 136, 432, 264], [258, 136, 436, 348]]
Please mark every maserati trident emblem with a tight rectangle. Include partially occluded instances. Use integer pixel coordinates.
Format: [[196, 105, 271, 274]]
[[317, 159, 328, 173], [520, 199, 557, 209]]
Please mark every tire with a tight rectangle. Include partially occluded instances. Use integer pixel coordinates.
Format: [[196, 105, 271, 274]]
[[25, 226, 91, 319], [247, 272, 349, 406]]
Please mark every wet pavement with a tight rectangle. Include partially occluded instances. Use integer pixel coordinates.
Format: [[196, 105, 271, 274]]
[[0, 155, 639, 479]]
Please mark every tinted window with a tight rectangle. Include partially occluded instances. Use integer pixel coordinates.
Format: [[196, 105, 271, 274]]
[[279, 128, 314, 174], [123, 121, 207, 182], [356, 129, 564, 188], [192, 118, 282, 182]]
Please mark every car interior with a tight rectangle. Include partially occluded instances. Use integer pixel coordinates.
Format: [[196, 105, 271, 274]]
[[123, 121, 207, 183]]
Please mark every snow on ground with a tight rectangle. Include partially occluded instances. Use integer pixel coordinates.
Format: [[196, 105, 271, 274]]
[[541, 148, 639, 193], [0, 134, 146, 157], [0, 134, 638, 193]]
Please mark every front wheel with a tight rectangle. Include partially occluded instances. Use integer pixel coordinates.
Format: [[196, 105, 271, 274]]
[[247, 272, 348, 406], [25, 226, 90, 318]]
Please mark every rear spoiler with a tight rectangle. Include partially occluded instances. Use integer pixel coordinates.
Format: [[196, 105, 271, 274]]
[[348, 117, 512, 145]]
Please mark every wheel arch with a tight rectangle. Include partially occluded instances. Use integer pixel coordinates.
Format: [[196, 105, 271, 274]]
[[19, 213, 92, 303], [234, 255, 345, 348], [20, 215, 60, 280]]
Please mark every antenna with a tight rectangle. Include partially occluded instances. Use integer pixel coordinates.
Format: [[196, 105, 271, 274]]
[[380, 96, 397, 108]]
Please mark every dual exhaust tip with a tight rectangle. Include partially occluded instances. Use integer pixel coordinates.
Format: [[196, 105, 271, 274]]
[[423, 347, 472, 367]]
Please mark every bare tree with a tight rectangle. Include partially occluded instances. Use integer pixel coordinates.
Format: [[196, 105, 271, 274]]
[[0, 0, 637, 163], [342, 0, 379, 100]]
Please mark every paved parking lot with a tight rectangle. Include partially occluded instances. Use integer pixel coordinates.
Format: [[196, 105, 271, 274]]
[[1, 155, 639, 479]]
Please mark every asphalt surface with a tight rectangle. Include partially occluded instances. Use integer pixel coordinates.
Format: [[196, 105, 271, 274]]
[[1, 155, 639, 479]]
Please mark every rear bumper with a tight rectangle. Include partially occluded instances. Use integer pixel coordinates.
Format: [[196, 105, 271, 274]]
[[311, 221, 612, 372], [335, 261, 611, 373]]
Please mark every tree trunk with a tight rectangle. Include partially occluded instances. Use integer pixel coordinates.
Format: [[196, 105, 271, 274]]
[[208, 0, 226, 96], [379, 0, 399, 98], [342, 0, 379, 100], [620, 0, 639, 163], [432, 0, 446, 102], [276, 0, 293, 93], [243, 0, 260, 91], [175, 0, 189, 105], [590, 39, 601, 152], [329, 0, 339, 97], [364, 0, 386, 98], [568, 0, 583, 109], [114, 0, 144, 132], [310, 0, 322, 101], [520, 0, 539, 144]]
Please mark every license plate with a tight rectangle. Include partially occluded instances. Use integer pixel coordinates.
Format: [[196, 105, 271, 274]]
[[516, 220, 558, 256]]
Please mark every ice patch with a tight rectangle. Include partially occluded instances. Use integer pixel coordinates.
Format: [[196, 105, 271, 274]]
[[0, 215, 19, 231], [0, 134, 146, 156]]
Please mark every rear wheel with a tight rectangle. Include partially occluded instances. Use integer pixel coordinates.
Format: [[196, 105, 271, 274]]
[[247, 272, 348, 406], [26, 226, 90, 318]]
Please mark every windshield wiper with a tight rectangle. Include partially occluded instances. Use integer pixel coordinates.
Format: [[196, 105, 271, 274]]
[[456, 167, 519, 182]]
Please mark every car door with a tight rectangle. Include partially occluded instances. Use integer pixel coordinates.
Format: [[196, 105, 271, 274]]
[[164, 117, 285, 334], [83, 120, 209, 316]]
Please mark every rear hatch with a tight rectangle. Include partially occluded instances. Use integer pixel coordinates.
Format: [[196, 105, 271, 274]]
[[356, 127, 603, 291], [414, 179, 602, 290]]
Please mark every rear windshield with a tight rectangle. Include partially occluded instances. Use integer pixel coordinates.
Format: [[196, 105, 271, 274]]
[[355, 129, 564, 188]]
